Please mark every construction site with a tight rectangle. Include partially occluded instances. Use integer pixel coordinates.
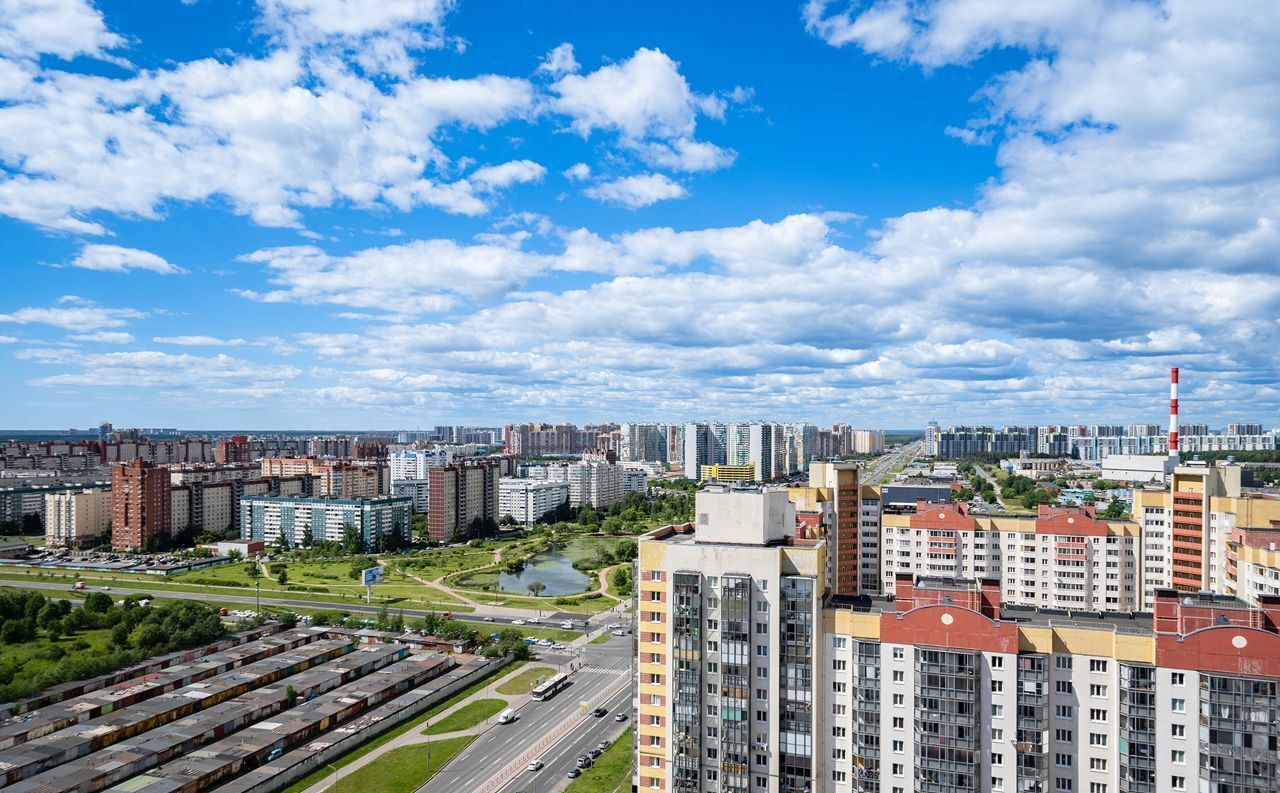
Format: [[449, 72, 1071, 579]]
[[0, 624, 500, 793]]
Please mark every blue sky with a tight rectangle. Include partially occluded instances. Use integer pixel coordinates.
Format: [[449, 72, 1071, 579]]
[[1, 0, 1277, 430]]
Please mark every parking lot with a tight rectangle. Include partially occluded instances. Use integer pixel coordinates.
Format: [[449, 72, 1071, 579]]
[[0, 548, 232, 575]]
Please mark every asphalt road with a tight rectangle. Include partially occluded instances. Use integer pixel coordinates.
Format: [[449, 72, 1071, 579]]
[[421, 638, 634, 793], [1, 578, 594, 629], [861, 441, 921, 485]]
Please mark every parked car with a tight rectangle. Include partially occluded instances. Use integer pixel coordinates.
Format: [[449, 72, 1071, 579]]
[[512, 619, 525, 625], [567, 768, 581, 778], [589, 748, 602, 759]]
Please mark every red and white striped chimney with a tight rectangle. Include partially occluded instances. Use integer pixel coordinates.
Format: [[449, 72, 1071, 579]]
[[1168, 367, 1180, 464]]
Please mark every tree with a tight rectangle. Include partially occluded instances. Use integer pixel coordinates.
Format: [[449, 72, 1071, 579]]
[[20, 512, 42, 535], [376, 603, 390, 631], [601, 516, 624, 535], [577, 506, 599, 527], [83, 591, 112, 614], [285, 685, 297, 707], [608, 565, 633, 596], [527, 581, 546, 597], [276, 569, 288, 586], [1101, 497, 1129, 520], [226, 548, 243, 562], [110, 622, 130, 647], [245, 561, 261, 579], [342, 523, 362, 555]]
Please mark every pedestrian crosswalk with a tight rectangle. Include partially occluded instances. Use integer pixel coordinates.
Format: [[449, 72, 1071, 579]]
[[580, 666, 629, 676]]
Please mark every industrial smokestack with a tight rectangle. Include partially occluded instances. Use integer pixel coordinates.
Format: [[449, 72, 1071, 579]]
[[1168, 367, 1180, 465]]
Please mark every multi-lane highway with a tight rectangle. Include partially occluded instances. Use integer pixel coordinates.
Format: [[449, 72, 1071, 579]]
[[860, 440, 921, 485], [420, 635, 634, 793]]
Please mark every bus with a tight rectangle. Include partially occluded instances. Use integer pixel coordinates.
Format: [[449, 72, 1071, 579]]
[[530, 671, 570, 701]]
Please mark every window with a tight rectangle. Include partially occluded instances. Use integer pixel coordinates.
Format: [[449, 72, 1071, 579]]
[[1056, 779, 1074, 792], [1170, 672, 1185, 685], [1171, 750, 1185, 764], [1090, 784, 1107, 793], [832, 659, 847, 671], [892, 670, 904, 682], [1089, 659, 1108, 673], [994, 778, 1004, 791], [893, 693, 904, 706], [832, 726, 846, 738], [991, 729, 1003, 742], [992, 680, 1004, 693], [992, 753, 1003, 766], [756, 645, 768, 657], [1056, 705, 1074, 719], [1089, 733, 1107, 747], [992, 704, 1004, 718], [892, 764, 904, 776], [1090, 758, 1107, 771], [1089, 709, 1107, 722], [833, 682, 847, 693], [893, 647, 905, 659], [1171, 777, 1185, 791], [1056, 680, 1074, 694], [892, 740, 904, 753], [1056, 656, 1073, 670], [1171, 724, 1185, 738], [833, 636, 847, 649], [1056, 754, 1074, 768], [893, 717, 904, 729], [832, 771, 847, 782], [755, 710, 767, 722], [1171, 698, 1185, 713], [991, 655, 1004, 669], [831, 704, 847, 716], [1055, 729, 1073, 742], [1089, 684, 1107, 698]]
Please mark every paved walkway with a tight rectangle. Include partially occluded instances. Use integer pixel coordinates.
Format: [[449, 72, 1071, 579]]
[[297, 668, 534, 793]]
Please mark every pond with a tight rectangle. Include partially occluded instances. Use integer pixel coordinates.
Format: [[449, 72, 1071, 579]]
[[497, 549, 589, 596]]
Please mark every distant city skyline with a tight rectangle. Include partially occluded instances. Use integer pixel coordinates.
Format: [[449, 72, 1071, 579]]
[[3, 1, 1277, 428]]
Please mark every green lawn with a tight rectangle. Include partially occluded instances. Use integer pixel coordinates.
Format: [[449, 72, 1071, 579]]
[[279, 660, 524, 793], [0, 568, 470, 612], [422, 698, 507, 735], [0, 621, 116, 695], [564, 728, 633, 793], [325, 736, 473, 793], [589, 633, 612, 645], [495, 665, 555, 696], [458, 622, 578, 643]]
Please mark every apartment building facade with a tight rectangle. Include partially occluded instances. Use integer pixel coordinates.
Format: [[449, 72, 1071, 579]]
[[44, 487, 111, 548], [111, 458, 173, 551], [639, 488, 1280, 793], [427, 459, 500, 543], [260, 456, 383, 499], [879, 502, 1144, 613], [498, 478, 569, 524], [239, 495, 411, 550]]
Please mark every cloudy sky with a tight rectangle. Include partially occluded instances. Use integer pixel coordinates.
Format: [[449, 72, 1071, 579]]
[[2, 0, 1277, 430]]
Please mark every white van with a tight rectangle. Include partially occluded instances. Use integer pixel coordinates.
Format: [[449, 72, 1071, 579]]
[[498, 708, 516, 724]]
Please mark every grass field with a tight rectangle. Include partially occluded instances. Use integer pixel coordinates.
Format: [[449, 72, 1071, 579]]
[[456, 622, 578, 642], [325, 735, 473, 793], [279, 659, 525, 793], [589, 633, 612, 645], [495, 665, 555, 696], [422, 698, 507, 735], [0, 622, 116, 695], [563, 728, 633, 793], [0, 568, 471, 612]]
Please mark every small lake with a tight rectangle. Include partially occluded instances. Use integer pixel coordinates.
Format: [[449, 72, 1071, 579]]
[[497, 549, 589, 596]]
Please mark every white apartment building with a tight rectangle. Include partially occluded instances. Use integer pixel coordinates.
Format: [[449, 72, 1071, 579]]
[[389, 448, 453, 481], [623, 468, 647, 494], [880, 502, 1143, 613], [44, 488, 111, 548], [240, 495, 411, 551], [391, 478, 430, 513], [568, 457, 625, 508], [498, 478, 569, 524]]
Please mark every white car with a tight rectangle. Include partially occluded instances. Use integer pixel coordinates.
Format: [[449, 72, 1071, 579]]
[[512, 619, 525, 625], [551, 643, 567, 651], [525, 617, 540, 624], [526, 760, 544, 772], [483, 616, 495, 622], [538, 639, 554, 647], [610, 629, 625, 636]]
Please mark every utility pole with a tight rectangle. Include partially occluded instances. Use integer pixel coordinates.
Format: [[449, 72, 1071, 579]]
[[255, 576, 261, 616]]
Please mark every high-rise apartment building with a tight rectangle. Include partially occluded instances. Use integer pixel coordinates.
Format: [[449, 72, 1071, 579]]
[[924, 421, 940, 456], [727, 422, 776, 482], [638, 486, 824, 793], [638, 487, 1280, 793], [111, 458, 173, 551], [388, 448, 453, 481], [683, 422, 728, 480], [620, 423, 669, 463], [789, 461, 863, 597], [45, 488, 111, 548], [498, 478, 569, 524], [427, 459, 499, 543], [260, 456, 382, 499]]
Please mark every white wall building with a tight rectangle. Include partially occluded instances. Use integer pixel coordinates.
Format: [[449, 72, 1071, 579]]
[[388, 449, 453, 482], [498, 478, 569, 524], [44, 488, 111, 548]]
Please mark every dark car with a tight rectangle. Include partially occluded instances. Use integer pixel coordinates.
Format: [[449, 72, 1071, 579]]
[[592, 707, 607, 717]]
